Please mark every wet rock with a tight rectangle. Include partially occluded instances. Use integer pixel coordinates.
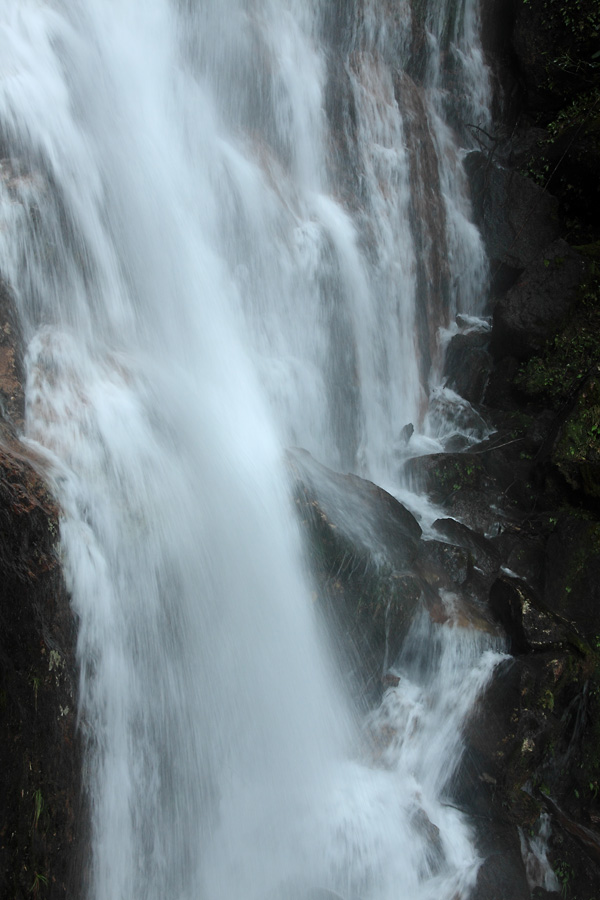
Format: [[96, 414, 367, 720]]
[[489, 575, 574, 655], [492, 241, 585, 361], [416, 539, 471, 589], [426, 390, 490, 442], [443, 329, 493, 405], [0, 443, 83, 900], [472, 825, 531, 900], [404, 452, 492, 505], [443, 433, 471, 453], [441, 488, 506, 536], [0, 279, 24, 434], [432, 518, 501, 580], [290, 449, 424, 699], [465, 152, 559, 291], [490, 533, 546, 596], [290, 448, 421, 569], [0, 280, 84, 900], [399, 422, 414, 445]]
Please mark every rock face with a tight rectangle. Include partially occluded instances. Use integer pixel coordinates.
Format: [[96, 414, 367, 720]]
[[491, 240, 585, 361], [289, 449, 425, 699], [0, 286, 82, 899], [430, 1, 600, 887], [466, 152, 560, 291], [290, 448, 501, 700], [443, 327, 493, 406], [0, 446, 83, 900]]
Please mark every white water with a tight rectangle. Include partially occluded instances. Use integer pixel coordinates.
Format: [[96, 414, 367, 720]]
[[0, 2, 502, 899]]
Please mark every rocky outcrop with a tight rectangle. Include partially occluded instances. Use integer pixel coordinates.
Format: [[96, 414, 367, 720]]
[[289, 449, 425, 699], [419, 5, 600, 883], [290, 448, 501, 700], [465, 152, 560, 293], [0, 285, 82, 900], [0, 444, 83, 900], [444, 325, 493, 406]]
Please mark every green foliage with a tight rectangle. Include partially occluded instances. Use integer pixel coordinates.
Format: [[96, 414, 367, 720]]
[[32, 789, 43, 832], [519, 0, 600, 235], [29, 873, 48, 896], [541, 688, 555, 711], [546, 88, 600, 139], [555, 858, 574, 897], [522, 0, 600, 44]]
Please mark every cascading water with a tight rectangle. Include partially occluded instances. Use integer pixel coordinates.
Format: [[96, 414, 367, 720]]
[[0, 2, 505, 899]]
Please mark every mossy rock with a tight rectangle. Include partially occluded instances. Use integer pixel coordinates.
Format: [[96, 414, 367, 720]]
[[489, 575, 579, 655], [404, 452, 489, 503]]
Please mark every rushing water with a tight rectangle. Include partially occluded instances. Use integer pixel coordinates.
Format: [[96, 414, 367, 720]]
[[0, 2, 503, 899]]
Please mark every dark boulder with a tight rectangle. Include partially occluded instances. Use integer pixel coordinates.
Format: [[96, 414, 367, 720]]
[[404, 452, 491, 505], [444, 328, 493, 406], [416, 538, 471, 589], [544, 515, 600, 641], [289, 448, 421, 569], [465, 152, 559, 292], [0, 443, 83, 900], [524, 410, 556, 456], [550, 369, 600, 500], [490, 532, 546, 597], [432, 518, 502, 581], [289, 449, 424, 698], [0, 279, 83, 899], [489, 574, 575, 655], [492, 240, 585, 361]]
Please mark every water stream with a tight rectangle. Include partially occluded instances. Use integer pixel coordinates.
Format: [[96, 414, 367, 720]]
[[0, 2, 504, 898]]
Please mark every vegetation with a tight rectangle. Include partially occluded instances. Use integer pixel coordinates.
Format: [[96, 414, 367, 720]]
[[518, 0, 600, 240]]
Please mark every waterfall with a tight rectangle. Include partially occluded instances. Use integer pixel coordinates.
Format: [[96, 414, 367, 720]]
[[0, 2, 504, 899]]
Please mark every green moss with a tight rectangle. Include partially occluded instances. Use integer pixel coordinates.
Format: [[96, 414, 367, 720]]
[[556, 382, 600, 459], [553, 386, 600, 496], [432, 456, 484, 495]]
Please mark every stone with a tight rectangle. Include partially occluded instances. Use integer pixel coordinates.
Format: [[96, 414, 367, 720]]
[[489, 575, 574, 655], [290, 448, 422, 570], [416, 538, 471, 588], [551, 371, 600, 500], [444, 329, 493, 405], [544, 516, 600, 642], [465, 152, 559, 288], [290, 449, 425, 699], [404, 452, 491, 505], [0, 443, 83, 900], [491, 241, 585, 361], [524, 411, 556, 456], [432, 518, 501, 580]]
